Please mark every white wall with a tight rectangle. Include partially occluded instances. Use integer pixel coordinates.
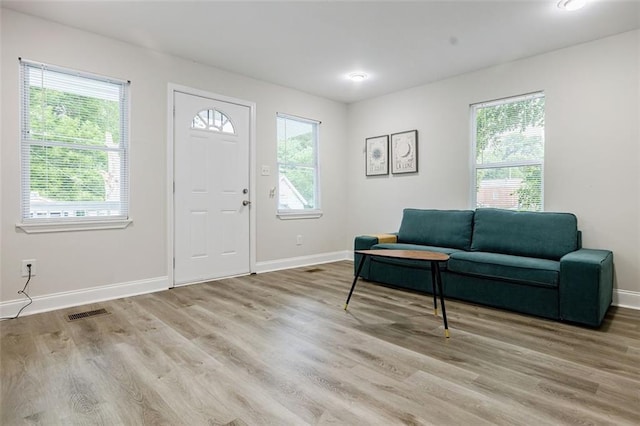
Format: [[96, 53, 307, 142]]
[[346, 30, 640, 301], [0, 10, 348, 311]]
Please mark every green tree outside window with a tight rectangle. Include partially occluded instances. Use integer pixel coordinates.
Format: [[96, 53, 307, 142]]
[[473, 94, 545, 211]]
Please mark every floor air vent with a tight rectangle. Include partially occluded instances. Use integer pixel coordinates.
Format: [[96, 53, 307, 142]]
[[305, 267, 324, 273], [67, 308, 110, 321]]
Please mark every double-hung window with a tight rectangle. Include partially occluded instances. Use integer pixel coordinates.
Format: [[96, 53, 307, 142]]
[[472, 92, 545, 211], [276, 113, 321, 219], [19, 60, 130, 231]]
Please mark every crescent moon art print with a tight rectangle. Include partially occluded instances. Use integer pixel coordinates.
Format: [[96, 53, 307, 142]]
[[391, 130, 418, 174]]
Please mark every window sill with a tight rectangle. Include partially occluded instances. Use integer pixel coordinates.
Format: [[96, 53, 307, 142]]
[[16, 218, 132, 234], [277, 210, 323, 220]]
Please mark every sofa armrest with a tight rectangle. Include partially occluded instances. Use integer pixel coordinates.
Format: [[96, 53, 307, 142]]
[[354, 234, 397, 278], [559, 249, 613, 327]]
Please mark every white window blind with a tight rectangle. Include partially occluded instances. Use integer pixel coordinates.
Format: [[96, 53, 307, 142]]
[[471, 92, 545, 211], [276, 113, 321, 216], [20, 60, 129, 223]]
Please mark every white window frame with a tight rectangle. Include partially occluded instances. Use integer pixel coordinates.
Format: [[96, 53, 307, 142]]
[[276, 113, 322, 220], [470, 92, 545, 211], [16, 59, 131, 233]]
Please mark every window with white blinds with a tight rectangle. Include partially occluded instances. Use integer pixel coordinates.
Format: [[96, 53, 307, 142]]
[[20, 60, 129, 224], [472, 92, 545, 212], [276, 113, 322, 218]]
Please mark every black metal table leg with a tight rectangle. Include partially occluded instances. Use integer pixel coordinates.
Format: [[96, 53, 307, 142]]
[[345, 254, 367, 310], [430, 266, 438, 316], [433, 261, 449, 338]]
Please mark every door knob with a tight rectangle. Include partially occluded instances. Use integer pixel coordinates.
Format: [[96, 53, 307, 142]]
[[242, 200, 251, 206]]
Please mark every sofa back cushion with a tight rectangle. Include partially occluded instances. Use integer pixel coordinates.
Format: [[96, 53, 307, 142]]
[[471, 208, 578, 260], [397, 209, 475, 250]]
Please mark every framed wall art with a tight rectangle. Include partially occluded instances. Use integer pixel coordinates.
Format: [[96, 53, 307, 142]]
[[365, 135, 389, 176], [391, 130, 418, 174]]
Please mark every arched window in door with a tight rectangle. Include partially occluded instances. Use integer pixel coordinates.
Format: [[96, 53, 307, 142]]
[[191, 109, 235, 134]]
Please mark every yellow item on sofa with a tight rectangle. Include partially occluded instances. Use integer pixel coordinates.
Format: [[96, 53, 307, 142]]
[[367, 233, 397, 244]]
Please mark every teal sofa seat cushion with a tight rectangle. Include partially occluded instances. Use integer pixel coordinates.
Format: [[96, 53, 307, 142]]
[[370, 243, 457, 270], [471, 208, 578, 260], [449, 251, 560, 287], [372, 242, 459, 255], [398, 209, 475, 250]]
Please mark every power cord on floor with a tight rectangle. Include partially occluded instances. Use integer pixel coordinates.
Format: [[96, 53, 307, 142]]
[[0, 264, 33, 321]]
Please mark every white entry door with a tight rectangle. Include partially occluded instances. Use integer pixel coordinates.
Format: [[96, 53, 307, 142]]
[[174, 91, 251, 285]]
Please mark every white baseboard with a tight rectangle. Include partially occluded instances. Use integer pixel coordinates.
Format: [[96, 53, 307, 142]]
[[0, 276, 169, 319], [255, 250, 350, 273], [613, 289, 640, 310]]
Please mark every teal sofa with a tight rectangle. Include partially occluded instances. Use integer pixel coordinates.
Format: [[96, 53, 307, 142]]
[[354, 208, 613, 327]]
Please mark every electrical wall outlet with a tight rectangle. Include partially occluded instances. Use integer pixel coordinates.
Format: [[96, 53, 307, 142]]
[[22, 259, 36, 277], [296, 235, 303, 245]]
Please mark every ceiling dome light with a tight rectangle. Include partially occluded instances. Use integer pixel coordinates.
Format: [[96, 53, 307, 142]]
[[348, 72, 368, 82], [557, 0, 586, 11]]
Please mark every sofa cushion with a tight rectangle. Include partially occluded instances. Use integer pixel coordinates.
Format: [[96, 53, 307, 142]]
[[372, 243, 459, 255], [397, 209, 475, 250], [449, 251, 560, 287], [471, 208, 578, 260], [370, 243, 458, 270]]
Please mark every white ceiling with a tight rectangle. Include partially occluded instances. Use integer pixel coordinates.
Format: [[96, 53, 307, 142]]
[[3, 1, 639, 103]]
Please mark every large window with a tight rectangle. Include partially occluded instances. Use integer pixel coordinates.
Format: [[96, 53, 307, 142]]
[[276, 113, 321, 217], [20, 60, 129, 227], [472, 92, 545, 211]]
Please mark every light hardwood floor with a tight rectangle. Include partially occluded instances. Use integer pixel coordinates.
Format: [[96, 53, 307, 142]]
[[1, 261, 639, 425]]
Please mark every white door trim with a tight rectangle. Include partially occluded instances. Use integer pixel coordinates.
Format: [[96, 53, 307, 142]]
[[167, 83, 257, 287]]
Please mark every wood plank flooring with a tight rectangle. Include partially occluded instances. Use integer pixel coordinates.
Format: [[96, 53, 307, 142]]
[[1, 261, 639, 425]]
